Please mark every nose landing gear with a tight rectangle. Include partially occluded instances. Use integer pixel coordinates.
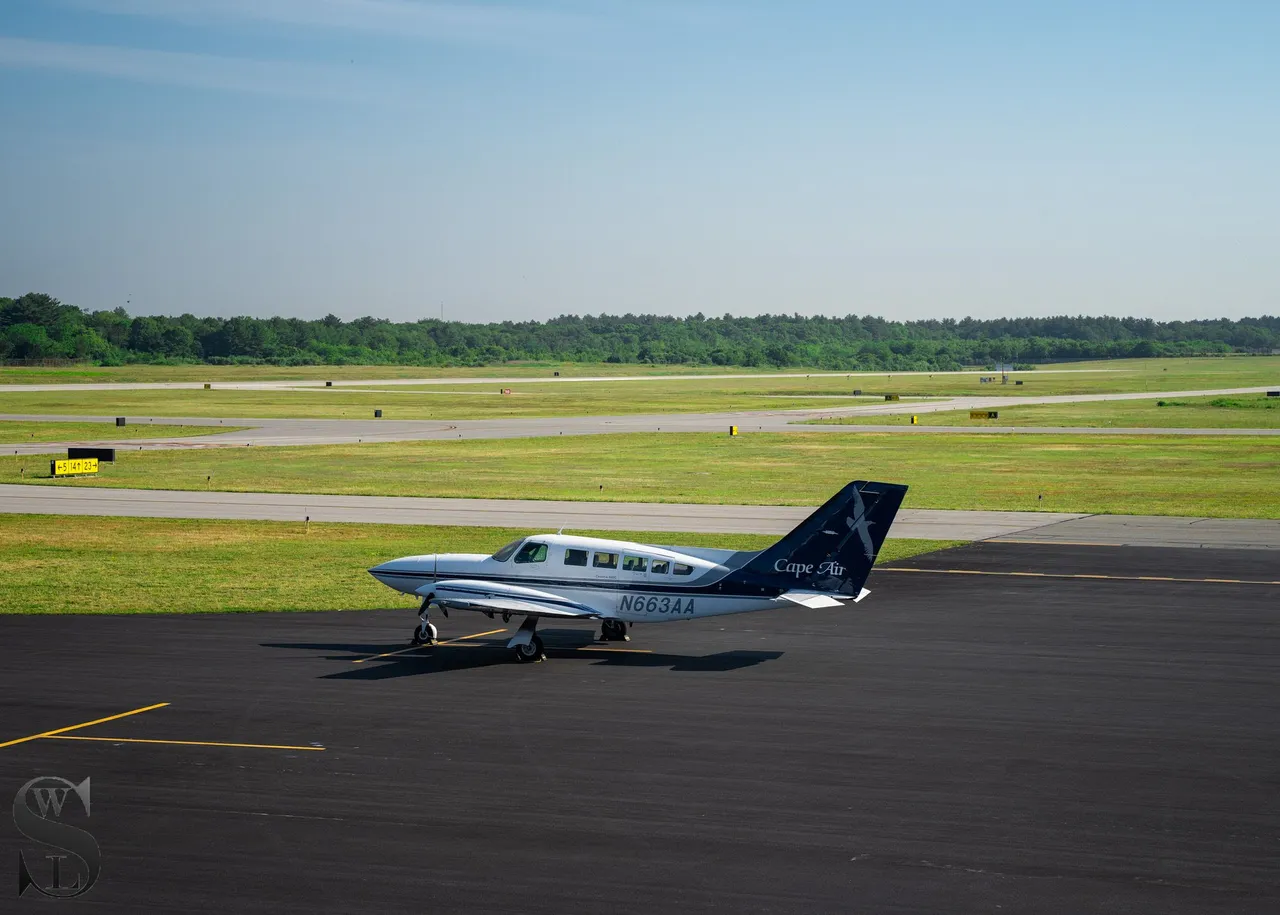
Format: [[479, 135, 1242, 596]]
[[411, 595, 438, 646]]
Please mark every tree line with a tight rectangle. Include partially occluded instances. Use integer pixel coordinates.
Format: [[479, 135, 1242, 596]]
[[2, 292, 1277, 371]]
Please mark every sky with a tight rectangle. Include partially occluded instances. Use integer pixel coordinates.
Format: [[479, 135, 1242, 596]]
[[1, 1, 1278, 323]]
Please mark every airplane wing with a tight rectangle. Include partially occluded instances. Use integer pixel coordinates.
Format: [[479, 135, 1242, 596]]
[[422, 579, 601, 619]]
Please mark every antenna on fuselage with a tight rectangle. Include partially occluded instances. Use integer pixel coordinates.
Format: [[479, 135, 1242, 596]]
[[558, 524, 566, 535]]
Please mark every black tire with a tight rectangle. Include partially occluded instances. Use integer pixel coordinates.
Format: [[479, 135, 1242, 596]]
[[514, 635, 543, 664], [411, 622, 437, 646]]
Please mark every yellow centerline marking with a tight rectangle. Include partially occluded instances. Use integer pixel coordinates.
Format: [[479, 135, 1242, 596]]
[[47, 735, 324, 752], [879, 568, 1280, 586], [572, 646, 654, 654], [352, 628, 507, 663], [993, 539, 1122, 547], [0, 702, 169, 751]]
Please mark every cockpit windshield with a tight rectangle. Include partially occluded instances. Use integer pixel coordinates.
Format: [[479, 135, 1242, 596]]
[[490, 538, 525, 562]]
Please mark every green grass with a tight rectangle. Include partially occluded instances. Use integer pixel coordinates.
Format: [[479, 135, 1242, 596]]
[[0, 420, 247, 443], [0, 515, 959, 614], [802, 393, 1280, 429], [4, 431, 1277, 518], [0, 357, 1275, 420], [0, 379, 904, 419]]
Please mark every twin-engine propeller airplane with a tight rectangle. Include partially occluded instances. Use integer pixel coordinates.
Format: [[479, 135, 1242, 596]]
[[370, 480, 907, 663]]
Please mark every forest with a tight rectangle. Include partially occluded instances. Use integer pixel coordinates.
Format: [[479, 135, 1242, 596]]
[[2, 292, 1278, 371]]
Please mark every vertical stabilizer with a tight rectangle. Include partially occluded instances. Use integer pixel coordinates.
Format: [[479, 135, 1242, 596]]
[[740, 480, 907, 597]]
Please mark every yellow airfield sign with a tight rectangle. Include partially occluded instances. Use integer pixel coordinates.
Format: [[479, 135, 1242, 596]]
[[51, 458, 99, 477]]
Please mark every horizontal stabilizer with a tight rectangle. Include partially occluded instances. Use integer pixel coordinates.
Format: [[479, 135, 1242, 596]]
[[778, 590, 846, 609]]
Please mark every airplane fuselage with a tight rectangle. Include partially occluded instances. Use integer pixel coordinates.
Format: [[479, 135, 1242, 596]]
[[370, 534, 787, 623]]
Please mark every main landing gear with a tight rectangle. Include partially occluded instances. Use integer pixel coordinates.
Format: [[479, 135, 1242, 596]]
[[411, 595, 438, 646], [508, 615, 545, 664], [599, 619, 630, 643]]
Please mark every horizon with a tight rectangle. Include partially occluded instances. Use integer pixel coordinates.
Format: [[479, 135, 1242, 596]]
[[2, 2, 1278, 323]]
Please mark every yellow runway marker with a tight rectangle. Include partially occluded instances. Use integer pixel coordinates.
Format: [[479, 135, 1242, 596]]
[[352, 628, 507, 663], [0, 702, 169, 751], [879, 568, 1280, 586], [48, 735, 324, 752]]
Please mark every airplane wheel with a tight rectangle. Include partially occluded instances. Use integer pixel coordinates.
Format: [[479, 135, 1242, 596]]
[[411, 622, 437, 646], [513, 635, 544, 664], [601, 619, 628, 642]]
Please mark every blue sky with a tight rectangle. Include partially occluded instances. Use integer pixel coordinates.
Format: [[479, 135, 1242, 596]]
[[1, 1, 1277, 322]]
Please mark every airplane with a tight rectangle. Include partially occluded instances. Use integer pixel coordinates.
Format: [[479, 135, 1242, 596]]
[[368, 480, 907, 663]]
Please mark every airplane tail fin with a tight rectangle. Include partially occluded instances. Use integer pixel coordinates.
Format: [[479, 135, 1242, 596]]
[[740, 481, 908, 598]]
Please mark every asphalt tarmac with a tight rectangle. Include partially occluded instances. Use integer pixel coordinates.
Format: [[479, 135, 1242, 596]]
[[3, 542, 1278, 913]]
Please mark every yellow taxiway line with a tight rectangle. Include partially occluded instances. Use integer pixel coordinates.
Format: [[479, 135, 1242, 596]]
[[878, 568, 1280, 586], [0, 702, 170, 751], [352, 627, 508, 663], [992, 539, 1126, 547], [48, 735, 323, 752], [571, 646, 654, 654]]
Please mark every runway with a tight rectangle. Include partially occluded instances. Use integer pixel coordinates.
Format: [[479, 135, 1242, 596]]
[[2, 542, 1277, 913], [4, 483, 1279, 547], [0, 366, 1126, 392], [2, 384, 1278, 454]]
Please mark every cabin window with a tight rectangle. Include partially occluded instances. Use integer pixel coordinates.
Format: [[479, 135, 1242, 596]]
[[514, 542, 548, 564], [564, 548, 588, 567], [593, 551, 618, 569], [623, 555, 647, 573], [651, 560, 670, 575], [673, 563, 694, 576], [491, 538, 524, 562]]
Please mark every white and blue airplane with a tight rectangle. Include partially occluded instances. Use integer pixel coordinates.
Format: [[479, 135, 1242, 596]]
[[369, 480, 907, 663]]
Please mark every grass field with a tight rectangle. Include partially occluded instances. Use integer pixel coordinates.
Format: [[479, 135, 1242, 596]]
[[0, 357, 1275, 421], [0, 515, 959, 614], [802, 393, 1280, 429], [0, 379, 905, 419], [5, 431, 1277, 518], [0, 420, 246, 443]]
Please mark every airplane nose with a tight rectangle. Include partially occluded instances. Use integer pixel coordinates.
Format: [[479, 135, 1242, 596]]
[[368, 558, 428, 593]]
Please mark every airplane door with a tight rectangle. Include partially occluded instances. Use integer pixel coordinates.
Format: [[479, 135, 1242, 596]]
[[588, 549, 621, 583], [586, 548, 621, 616]]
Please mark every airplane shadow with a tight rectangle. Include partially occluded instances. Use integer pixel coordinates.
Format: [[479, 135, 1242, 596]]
[[259, 642, 397, 662], [263, 629, 784, 680], [320, 647, 786, 681]]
